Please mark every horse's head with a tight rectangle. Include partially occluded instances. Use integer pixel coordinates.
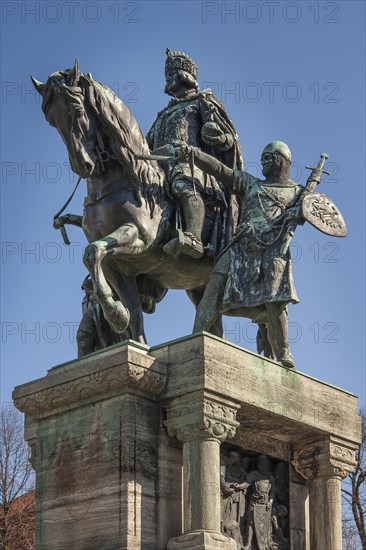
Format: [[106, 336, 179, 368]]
[[32, 59, 166, 205], [31, 60, 98, 178]]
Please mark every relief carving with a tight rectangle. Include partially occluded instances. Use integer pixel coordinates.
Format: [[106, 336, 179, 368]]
[[164, 395, 240, 443], [14, 358, 166, 416], [220, 444, 289, 550], [292, 439, 357, 480]]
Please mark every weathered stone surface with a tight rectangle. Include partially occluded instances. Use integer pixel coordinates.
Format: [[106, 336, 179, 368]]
[[292, 437, 357, 550], [13, 343, 168, 550], [292, 437, 357, 480], [289, 480, 309, 549], [167, 531, 236, 550], [13, 335, 361, 550], [153, 334, 360, 444], [154, 334, 360, 550], [157, 424, 183, 549], [30, 393, 161, 549], [164, 392, 240, 443], [164, 392, 241, 538], [232, 427, 291, 462], [14, 342, 166, 417]]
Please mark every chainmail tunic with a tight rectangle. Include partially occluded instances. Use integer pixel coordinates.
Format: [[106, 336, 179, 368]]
[[222, 170, 303, 310]]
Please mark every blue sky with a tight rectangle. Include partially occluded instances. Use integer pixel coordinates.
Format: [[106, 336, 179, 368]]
[[1, 1, 365, 407]]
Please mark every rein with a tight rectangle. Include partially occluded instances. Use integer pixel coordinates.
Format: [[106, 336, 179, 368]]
[[52, 87, 111, 244], [53, 175, 82, 245]]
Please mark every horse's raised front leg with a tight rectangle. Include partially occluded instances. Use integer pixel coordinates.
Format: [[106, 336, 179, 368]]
[[103, 264, 146, 344], [83, 223, 146, 335]]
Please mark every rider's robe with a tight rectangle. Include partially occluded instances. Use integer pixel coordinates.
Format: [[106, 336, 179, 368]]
[[147, 89, 244, 251], [147, 88, 243, 174]]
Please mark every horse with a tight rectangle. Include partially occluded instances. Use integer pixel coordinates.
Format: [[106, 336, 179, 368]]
[[31, 60, 234, 344]]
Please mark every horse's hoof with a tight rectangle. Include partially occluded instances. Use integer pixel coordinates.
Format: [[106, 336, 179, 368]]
[[163, 234, 204, 259]]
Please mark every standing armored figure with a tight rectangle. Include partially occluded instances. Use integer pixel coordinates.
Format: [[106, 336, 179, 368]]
[[243, 455, 276, 550], [147, 49, 243, 258], [175, 141, 346, 367], [174, 141, 303, 367]]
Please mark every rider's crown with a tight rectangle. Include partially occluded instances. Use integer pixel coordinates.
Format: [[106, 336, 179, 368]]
[[165, 49, 198, 80]]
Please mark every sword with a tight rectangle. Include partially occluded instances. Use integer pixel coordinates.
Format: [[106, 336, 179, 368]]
[[134, 143, 198, 197], [304, 152, 331, 192], [134, 153, 174, 161], [280, 153, 332, 255], [134, 144, 176, 162]]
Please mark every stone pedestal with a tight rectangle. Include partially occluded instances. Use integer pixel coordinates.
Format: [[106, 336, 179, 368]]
[[13, 343, 169, 550], [13, 333, 361, 550]]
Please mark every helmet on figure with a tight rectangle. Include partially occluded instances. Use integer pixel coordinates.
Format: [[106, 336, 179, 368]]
[[262, 141, 292, 163]]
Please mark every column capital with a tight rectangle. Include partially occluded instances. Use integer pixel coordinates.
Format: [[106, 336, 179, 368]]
[[164, 392, 240, 443], [292, 436, 357, 480]]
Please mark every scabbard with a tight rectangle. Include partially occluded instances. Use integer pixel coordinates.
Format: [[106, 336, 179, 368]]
[[280, 222, 297, 255]]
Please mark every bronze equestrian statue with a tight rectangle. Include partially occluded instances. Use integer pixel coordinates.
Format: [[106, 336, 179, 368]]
[[31, 58, 243, 346]]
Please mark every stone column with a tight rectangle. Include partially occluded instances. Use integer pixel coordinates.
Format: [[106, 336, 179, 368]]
[[164, 392, 240, 550], [292, 437, 357, 550]]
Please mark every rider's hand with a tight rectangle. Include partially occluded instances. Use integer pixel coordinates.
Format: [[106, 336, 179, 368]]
[[174, 143, 191, 160], [201, 122, 227, 146], [53, 214, 69, 229]]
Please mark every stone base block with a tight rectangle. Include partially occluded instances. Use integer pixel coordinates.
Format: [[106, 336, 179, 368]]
[[13, 335, 361, 550], [168, 531, 237, 550]]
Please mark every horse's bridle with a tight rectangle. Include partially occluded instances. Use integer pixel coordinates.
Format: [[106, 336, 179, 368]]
[[94, 132, 111, 173], [51, 77, 141, 243]]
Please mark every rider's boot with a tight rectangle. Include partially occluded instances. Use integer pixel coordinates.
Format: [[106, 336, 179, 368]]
[[266, 304, 295, 368], [163, 195, 205, 258]]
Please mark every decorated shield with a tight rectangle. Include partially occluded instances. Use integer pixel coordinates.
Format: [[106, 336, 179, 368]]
[[302, 193, 347, 237]]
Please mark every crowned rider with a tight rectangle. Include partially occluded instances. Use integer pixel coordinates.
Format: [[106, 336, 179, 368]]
[[147, 49, 243, 258]]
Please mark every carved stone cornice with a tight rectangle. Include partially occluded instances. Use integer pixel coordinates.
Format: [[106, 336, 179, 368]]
[[292, 437, 357, 480], [164, 392, 240, 443], [13, 346, 166, 417]]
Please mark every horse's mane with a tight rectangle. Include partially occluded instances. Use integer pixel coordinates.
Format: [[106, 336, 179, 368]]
[[42, 69, 167, 213], [83, 75, 166, 187]]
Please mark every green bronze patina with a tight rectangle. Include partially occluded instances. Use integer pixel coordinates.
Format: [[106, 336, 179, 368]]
[[31, 54, 346, 370]]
